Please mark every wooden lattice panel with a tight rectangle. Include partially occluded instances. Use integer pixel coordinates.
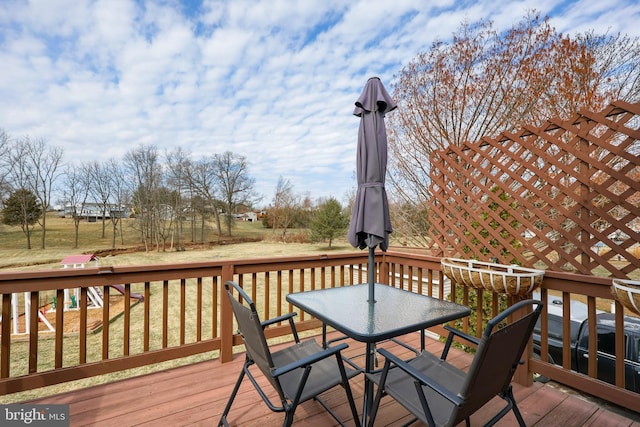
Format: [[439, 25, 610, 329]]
[[429, 100, 640, 277]]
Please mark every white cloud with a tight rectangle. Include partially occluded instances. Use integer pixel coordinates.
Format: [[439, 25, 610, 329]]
[[0, 0, 638, 203]]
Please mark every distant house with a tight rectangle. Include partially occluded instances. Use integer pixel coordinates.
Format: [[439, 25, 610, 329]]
[[237, 212, 258, 222], [60, 203, 127, 221]]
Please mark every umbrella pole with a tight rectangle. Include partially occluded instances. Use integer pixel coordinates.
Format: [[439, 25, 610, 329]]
[[368, 246, 376, 303]]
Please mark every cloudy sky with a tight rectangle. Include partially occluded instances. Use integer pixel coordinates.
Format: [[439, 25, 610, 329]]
[[1, 0, 639, 205]]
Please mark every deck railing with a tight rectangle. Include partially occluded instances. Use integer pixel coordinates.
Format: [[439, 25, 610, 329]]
[[0, 250, 637, 411]]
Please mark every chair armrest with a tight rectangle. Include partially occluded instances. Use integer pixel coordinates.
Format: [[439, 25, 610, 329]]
[[376, 348, 463, 407], [441, 324, 480, 359], [261, 312, 297, 327], [272, 343, 351, 377], [443, 325, 480, 346], [261, 312, 300, 342]]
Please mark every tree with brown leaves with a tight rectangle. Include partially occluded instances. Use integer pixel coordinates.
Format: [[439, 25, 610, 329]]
[[387, 12, 639, 243]]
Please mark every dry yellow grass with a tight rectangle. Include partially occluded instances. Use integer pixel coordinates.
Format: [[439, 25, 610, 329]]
[[0, 213, 357, 271]]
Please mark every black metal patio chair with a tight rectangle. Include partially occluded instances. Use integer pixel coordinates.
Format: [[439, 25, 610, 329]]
[[219, 280, 362, 427], [366, 299, 544, 427]]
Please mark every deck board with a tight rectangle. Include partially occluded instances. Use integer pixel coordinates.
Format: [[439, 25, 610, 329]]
[[26, 331, 640, 427]]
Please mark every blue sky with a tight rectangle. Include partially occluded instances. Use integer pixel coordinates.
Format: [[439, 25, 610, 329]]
[[1, 0, 639, 206]]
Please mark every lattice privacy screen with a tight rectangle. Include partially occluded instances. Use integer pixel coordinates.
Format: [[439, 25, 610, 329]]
[[428, 100, 640, 277]]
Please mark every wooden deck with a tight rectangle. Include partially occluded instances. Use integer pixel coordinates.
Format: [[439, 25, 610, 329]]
[[26, 331, 640, 427]]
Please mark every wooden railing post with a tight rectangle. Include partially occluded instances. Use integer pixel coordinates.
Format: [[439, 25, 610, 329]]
[[513, 298, 534, 387], [220, 263, 235, 363], [379, 253, 389, 285]]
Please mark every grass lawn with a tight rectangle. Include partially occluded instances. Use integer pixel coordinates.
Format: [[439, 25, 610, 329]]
[[0, 213, 357, 270]]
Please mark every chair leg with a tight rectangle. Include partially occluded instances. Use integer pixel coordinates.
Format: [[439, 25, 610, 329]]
[[283, 411, 295, 427], [367, 385, 383, 427], [314, 358, 361, 427], [506, 386, 527, 427], [486, 386, 524, 427], [218, 364, 247, 426], [342, 382, 361, 427], [367, 361, 391, 427], [335, 354, 361, 427]]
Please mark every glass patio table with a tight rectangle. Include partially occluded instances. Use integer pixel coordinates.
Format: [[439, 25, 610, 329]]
[[286, 283, 471, 424]]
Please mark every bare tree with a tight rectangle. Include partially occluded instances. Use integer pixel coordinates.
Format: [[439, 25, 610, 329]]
[[267, 176, 303, 242], [573, 31, 640, 106], [0, 129, 11, 209], [63, 163, 92, 248], [21, 137, 63, 249], [213, 151, 257, 236], [105, 159, 129, 248], [154, 186, 180, 251], [87, 161, 113, 239], [5, 136, 63, 249], [189, 194, 210, 242], [6, 139, 32, 204], [165, 148, 192, 250], [124, 144, 162, 252], [187, 156, 223, 238]]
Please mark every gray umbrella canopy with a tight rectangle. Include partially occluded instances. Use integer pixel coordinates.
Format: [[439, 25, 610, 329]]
[[348, 77, 397, 252]]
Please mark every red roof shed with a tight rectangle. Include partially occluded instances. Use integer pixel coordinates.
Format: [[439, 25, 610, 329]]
[[61, 254, 99, 268]]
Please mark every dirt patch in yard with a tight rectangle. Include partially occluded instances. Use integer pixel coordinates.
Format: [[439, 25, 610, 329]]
[[1, 293, 132, 337], [91, 237, 261, 258]]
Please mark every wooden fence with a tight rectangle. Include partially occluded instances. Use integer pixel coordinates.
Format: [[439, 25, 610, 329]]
[[429, 100, 640, 277]]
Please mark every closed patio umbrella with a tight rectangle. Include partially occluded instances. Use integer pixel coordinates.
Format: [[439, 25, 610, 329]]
[[348, 77, 396, 302]]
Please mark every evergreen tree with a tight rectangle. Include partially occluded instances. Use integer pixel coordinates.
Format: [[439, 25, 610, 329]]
[[2, 189, 42, 249], [309, 198, 349, 248]]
